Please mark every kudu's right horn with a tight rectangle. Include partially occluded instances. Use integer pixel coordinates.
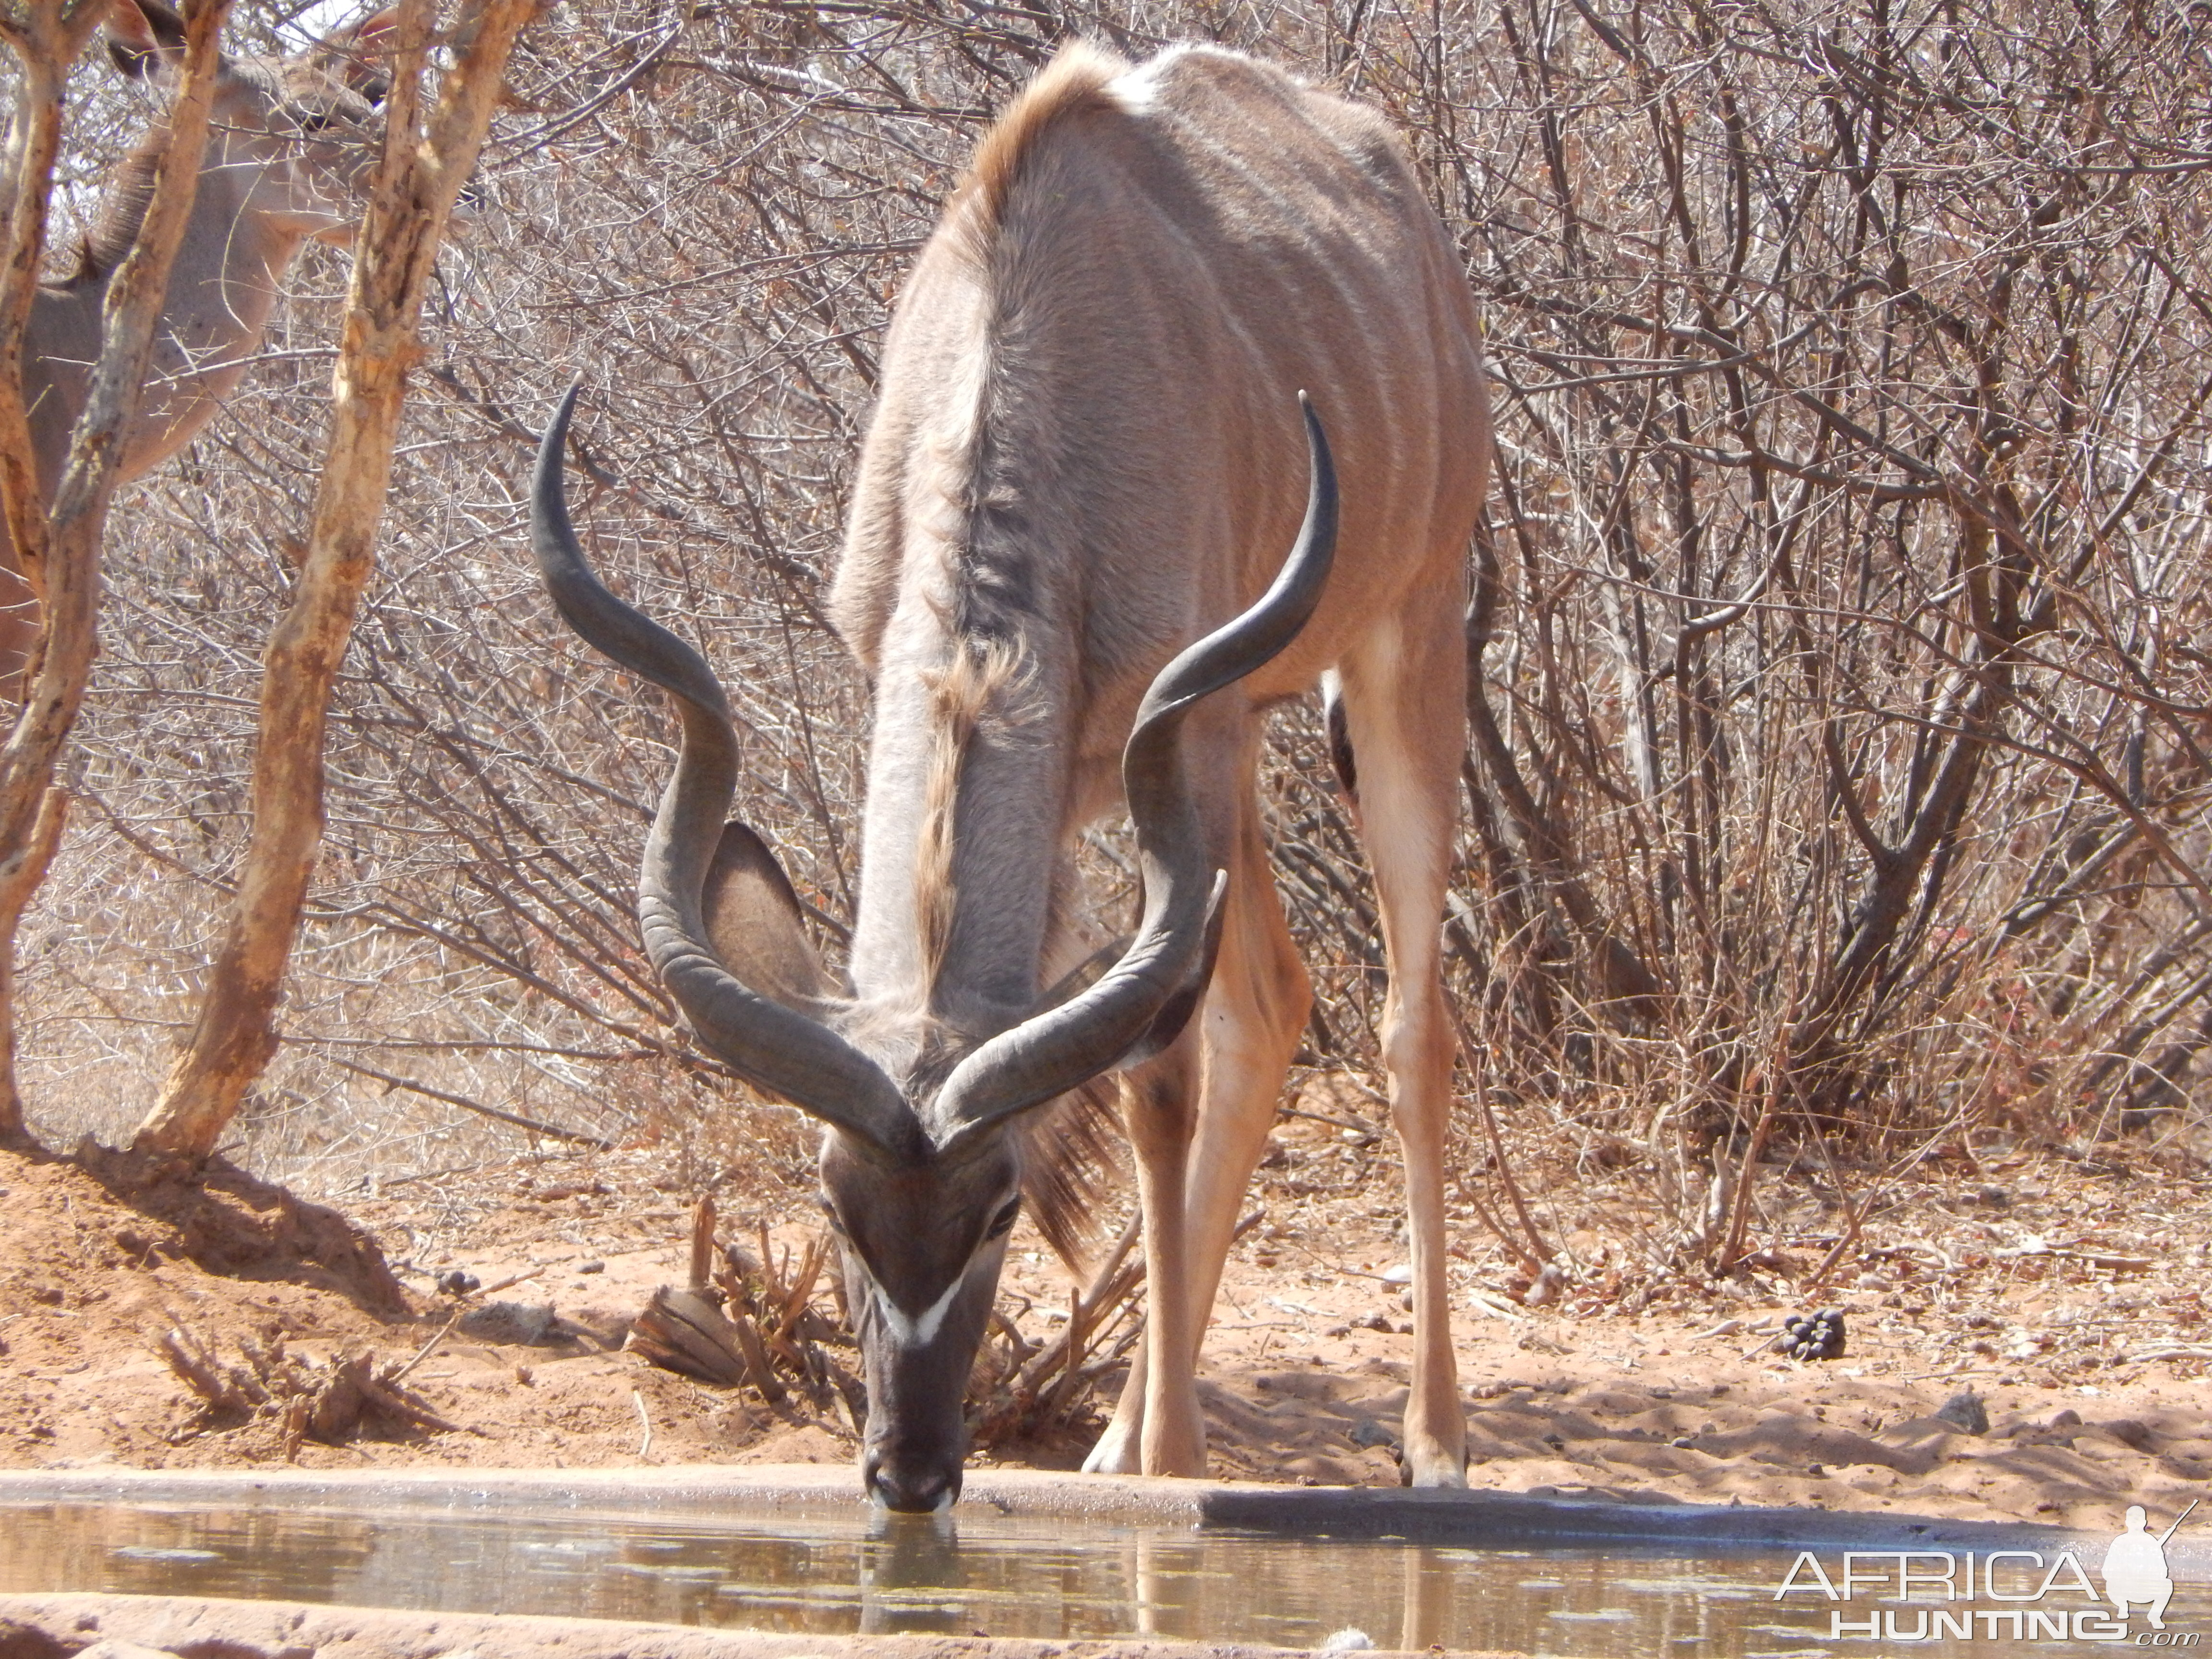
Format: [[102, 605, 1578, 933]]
[[935, 391, 1338, 1138], [530, 382, 916, 1155]]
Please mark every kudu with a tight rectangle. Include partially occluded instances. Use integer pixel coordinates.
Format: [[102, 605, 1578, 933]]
[[530, 41, 1491, 1509], [0, 0, 392, 686]]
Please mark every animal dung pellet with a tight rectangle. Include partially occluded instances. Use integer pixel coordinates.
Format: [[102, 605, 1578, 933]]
[[1778, 1308, 1847, 1360]]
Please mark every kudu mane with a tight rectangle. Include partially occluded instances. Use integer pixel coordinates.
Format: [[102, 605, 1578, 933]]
[[878, 45, 1143, 1267], [827, 42, 1126, 675]]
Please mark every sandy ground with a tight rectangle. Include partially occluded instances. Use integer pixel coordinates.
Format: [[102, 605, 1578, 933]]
[[0, 1592, 1411, 1659], [2, 1094, 2209, 1530]]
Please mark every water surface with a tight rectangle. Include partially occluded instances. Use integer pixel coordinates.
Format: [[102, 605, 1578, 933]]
[[2, 1498, 2200, 1656]]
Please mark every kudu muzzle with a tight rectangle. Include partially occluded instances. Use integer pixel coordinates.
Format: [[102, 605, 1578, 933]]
[[852, 1247, 1005, 1511], [527, 381, 1337, 1507]]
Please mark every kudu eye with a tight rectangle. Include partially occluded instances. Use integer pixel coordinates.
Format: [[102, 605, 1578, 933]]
[[985, 1197, 1021, 1241]]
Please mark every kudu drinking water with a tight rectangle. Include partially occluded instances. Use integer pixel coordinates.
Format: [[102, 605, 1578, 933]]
[[531, 41, 1492, 1508], [0, 0, 392, 687]]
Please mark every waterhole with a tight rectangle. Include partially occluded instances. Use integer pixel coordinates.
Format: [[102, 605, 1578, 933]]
[[2, 1498, 2202, 1656]]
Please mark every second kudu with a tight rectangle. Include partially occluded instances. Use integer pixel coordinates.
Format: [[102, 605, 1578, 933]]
[[0, 0, 392, 687], [531, 41, 1492, 1508]]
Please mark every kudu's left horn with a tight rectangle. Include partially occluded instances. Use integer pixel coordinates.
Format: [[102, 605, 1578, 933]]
[[530, 382, 915, 1154], [936, 391, 1339, 1137]]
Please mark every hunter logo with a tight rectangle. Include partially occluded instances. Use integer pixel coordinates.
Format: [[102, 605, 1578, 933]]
[[1774, 1503, 2199, 1645], [2105, 1503, 2187, 1631]]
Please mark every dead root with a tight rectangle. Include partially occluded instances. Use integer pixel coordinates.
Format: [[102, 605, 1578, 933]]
[[967, 1211, 1148, 1448], [626, 1196, 867, 1431], [156, 1321, 473, 1456]]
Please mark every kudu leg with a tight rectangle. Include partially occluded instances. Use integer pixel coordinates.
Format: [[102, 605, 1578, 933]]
[[0, 545, 36, 701], [1339, 600, 1469, 1488], [1086, 792, 1309, 1476], [1170, 799, 1310, 1364], [1115, 1038, 1207, 1477], [1083, 1324, 1149, 1474]]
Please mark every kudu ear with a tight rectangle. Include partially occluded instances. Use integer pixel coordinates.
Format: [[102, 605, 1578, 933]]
[[313, 5, 400, 103], [106, 0, 188, 79], [1031, 938, 1127, 1015], [701, 820, 838, 1016], [1113, 869, 1228, 1070], [1008, 869, 1227, 1083]]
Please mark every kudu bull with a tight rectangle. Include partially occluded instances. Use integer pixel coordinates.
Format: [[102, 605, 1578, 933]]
[[0, 0, 392, 686], [530, 41, 1491, 1509]]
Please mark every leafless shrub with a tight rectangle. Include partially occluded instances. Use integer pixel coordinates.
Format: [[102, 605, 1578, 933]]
[[628, 1194, 868, 1425], [1, 0, 2202, 1282], [968, 1210, 1146, 1446], [157, 1319, 468, 1453]]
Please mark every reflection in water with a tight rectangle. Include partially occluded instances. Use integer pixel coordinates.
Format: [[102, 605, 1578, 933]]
[[1402, 1545, 1454, 1651], [1, 1499, 2203, 1658], [859, 1511, 964, 1635]]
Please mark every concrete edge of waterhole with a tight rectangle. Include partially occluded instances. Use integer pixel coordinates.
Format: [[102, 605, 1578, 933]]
[[2, 1467, 2201, 1659]]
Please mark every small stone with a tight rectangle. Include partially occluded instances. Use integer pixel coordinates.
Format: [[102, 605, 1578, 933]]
[[1349, 1418, 1395, 1448], [435, 1269, 481, 1298], [577, 1259, 605, 1275], [1523, 1262, 1569, 1306], [1321, 1630, 1375, 1652], [1934, 1390, 1990, 1435], [457, 1300, 558, 1345]]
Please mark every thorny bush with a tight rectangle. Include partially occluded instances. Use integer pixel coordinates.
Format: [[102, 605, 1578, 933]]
[[7, 0, 2209, 1274]]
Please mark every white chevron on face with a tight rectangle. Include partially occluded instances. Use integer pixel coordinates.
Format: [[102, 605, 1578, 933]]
[[867, 1267, 965, 1349]]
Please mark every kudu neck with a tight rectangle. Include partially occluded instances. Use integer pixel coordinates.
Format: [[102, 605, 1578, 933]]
[[847, 621, 1073, 1045], [58, 124, 308, 479]]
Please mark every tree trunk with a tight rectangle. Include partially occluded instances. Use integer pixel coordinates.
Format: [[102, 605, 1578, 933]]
[[132, 0, 537, 1163], [0, 0, 229, 1142]]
